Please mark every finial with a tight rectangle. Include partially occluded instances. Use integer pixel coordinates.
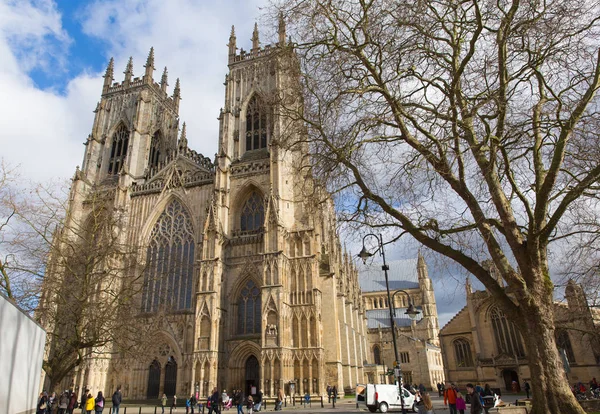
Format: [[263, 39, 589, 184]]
[[251, 22, 259, 51], [278, 12, 286, 45], [144, 47, 155, 83], [124, 56, 133, 85], [178, 122, 188, 152], [230, 25, 236, 40], [173, 78, 181, 97], [160, 67, 168, 92], [103, 57, 114, 92]]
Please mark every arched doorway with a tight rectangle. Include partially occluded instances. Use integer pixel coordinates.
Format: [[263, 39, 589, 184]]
[[147, 360, 161, 399], [245, 355, 260, 396], [502, 369, 519, 391], [164, 356, 177, 397]]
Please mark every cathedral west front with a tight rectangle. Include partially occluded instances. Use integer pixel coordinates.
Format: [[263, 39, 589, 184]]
[[44, 21, 370, 400]]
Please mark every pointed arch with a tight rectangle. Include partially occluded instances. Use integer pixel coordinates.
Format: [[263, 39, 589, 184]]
[[141, 198, 195, 313], [235, 278, 262, 336], [453, 338, 474, 367], [148, 129, 162, 170], [489, 306, 525, 357], [108, 122, 130, 174], [244, 94, 270, 152]]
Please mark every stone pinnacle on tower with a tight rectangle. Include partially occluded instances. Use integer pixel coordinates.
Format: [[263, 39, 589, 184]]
[[178, 122, 188, 152], [144, 47, 155, 83], [103, 57, 114, 93], [228, 25, 237, 62], [124, 56, 133, 86], [160, 67, 168, 92], [173, 78, 181, 112], [278, 12, 286, 45], [251, 22, 259, 53]]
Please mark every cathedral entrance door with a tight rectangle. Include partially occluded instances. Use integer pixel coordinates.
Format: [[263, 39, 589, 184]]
[[147, 360, 161, 399], [164, 357, 177, 397], [502, 369, 519, 392], [245, 355, 260, 396]]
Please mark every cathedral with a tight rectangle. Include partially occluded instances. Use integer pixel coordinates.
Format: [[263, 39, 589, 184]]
[[44, 22, 369, 400]]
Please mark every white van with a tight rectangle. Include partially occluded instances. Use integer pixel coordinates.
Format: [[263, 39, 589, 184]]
[[356, 383, 418, 412]]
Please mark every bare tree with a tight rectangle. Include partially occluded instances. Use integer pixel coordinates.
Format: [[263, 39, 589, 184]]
[[270, 0, 600, 412]]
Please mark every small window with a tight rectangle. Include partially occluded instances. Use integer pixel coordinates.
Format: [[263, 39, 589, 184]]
[[453, 338, 474, 367], [373, 345, 382, 365], [241, 192, 264, 232], [148, 131, 161, 169]]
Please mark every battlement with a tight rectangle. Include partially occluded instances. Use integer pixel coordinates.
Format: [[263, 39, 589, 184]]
[[228, 18, 288, 65]]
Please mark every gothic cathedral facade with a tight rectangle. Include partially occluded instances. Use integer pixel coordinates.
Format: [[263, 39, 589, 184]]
[[48, 23, 368, 399]]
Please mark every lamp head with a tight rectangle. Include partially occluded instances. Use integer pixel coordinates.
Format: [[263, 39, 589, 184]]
[[358, 246, 373, 264], [405, 304, 421, 320]]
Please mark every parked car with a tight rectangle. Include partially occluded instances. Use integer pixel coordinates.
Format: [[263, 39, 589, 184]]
[[356, 383, 418, 413]]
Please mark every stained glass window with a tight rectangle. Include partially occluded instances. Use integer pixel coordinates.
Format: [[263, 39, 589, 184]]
[[490, 307, 525, 357], [237, 280, 261, 335], [108, 124, 129, 174], [245, 95, 268, 152], [240, 192, 264, 232], [453, 338, 474, 367], [141, 199, 195, 313], [556, 330, 576, 365]]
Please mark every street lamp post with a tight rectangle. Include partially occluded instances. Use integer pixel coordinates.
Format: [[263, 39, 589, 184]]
[[358, 234, 421, 414]]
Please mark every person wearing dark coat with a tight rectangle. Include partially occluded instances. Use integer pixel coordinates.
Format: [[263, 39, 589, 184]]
[[466, 384, 483, 414]]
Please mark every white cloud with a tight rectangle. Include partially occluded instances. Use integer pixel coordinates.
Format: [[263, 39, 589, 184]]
[[0, 0, 270, 182]]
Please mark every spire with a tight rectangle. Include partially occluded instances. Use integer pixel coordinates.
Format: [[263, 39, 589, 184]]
[[228, 25, 237, 62], [178, 122, 188, 152], [103, 57, 114, 93], [278, 12, 286, 45], [160, 67, 168, 92], [251, 22, 259, 52], [124, 56, 133, 86], [172, 78, 181, 112], [144, 47, 155, 83]]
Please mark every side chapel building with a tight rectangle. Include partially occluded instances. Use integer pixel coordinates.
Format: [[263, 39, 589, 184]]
[[43, 22, 370, 400]]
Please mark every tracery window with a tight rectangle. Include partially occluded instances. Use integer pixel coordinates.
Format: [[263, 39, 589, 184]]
[[490, 307, 525, 357], [373, 345, 382, 365], [245, 95, 268, 152], [237, 280, 261, 335], [108, 124, 129, 174], [148, 131, 161, 169], [141, 199, 195, 313], [453, 338, 474, 367], [240, 192, 264, 232], [556, 329, 576, 365]]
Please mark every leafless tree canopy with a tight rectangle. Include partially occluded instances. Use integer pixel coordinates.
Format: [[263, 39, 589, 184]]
[[270, 0, 600, 412]]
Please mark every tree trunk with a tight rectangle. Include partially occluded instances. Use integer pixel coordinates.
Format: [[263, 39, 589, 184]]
[[520, 292, 585, 414]]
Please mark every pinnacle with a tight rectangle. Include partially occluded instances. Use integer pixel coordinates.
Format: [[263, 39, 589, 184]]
[[146, 47, 155, 69], [124, 56, 133, 74], [252, 22, 259, 49], [104, 57, 114, 78], [230, 25, 236, 38]]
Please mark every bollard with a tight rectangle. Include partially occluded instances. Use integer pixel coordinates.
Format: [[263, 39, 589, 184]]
[[155, 407, 157, 414], [139, 407, 142, 414], [321, 396, 324, 408], [284, 397, 287, 408], [124, 408, 127, 414]]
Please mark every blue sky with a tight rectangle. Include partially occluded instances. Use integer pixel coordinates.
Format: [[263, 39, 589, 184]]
[[0, 0, 470, 327]]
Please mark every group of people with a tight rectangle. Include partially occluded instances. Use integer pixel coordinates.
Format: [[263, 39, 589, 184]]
[[160, 388, 274, 414], [37, 387, 123, 414], [439, 381, 492, 414]]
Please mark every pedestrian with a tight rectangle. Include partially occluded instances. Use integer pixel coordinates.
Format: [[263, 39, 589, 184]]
[[327, 385, 332, 403], [37, 392, 49, 414], [49, 392, 57, 413], [185, 396, 191, 414], [80, 390, 89, 414], [422, 393, 434, 414], [236, 390, 244, 414], [419, 384, 426, 394], [456, 392, 466, 414], [112, 387, 122, 414], [208, 388, 219, 414], [275, 388, 283, 411], [222, 389, 231, 410], [246, 394, 254, 414], [466, 384, 483, 414], [190, 394, 197, 414], [85, 393, 95, 414], [524, 382, 530, 399], [303, 391, 310, 408], [95, 391, 104, 414], [59, 390, 70, 414], [332, 386, 338, 407], [67, 391, 78, 414], [254, 389, 262, 412], [483, 384, 492, 397], [161, 394, 168, 414], [173, 394, 178, 412], [444, 382, 458, 414]]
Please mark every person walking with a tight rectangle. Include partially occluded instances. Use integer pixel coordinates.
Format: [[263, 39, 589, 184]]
[[111, 388, 122, 414], [456, 392, 467, 414], [332, 386, 338, 408], [444, 382, 458, 414], [161, 394, 168, 414], [172, 395, 178, 412], [466, 384, 483, 414], [326, 385, 332, 403], [37, 392, 49, 414], [254, 389, 262, 412], [85, 393, 95, 414], [190, 394, 197, 414], [524, 382, 531, 399], [236, 390, 244, 414], [67, 391, 78, 414], [58, 390, 69, 414], [94, 391, 104, 414], [275, 388, 283, 411], [80, 390, 89, 414]]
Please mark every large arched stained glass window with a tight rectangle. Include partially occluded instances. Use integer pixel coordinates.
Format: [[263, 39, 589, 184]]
[[237, 280, 261, 335], [245, 95, 268, 152], [490, 307, 525, 357], [556, 329, 576, 365], [453, 338, 474, 367], [108, 124, 129, 174], [141, 199, 195, 313], [240, 192, 264, 232]]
